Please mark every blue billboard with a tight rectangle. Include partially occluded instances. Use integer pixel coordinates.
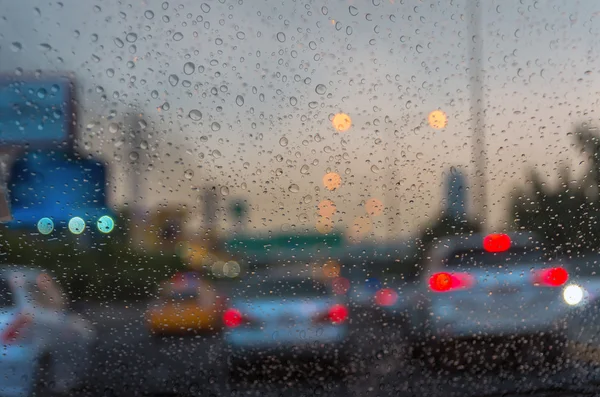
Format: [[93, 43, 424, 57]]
[[6, 150, 113, 231], [0, 76, 73, 147]]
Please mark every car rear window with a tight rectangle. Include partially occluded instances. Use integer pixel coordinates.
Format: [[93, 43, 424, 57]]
[[0, 277, 14, 307], [445, 248, 545, 269], [238, 279, 328, 298]]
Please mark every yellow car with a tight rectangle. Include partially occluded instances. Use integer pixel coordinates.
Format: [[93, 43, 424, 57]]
[[146, 273, 225, 336]]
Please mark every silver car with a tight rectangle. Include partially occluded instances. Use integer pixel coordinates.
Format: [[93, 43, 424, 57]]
[[405, 232, 572, 360], [0, 266, 96, 397], [223, 269, 351, 378]]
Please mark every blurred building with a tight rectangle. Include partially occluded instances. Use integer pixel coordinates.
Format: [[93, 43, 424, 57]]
[[445, 168, 467, 220]]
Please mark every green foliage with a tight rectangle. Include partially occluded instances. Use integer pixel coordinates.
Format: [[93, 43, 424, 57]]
[[510, 124, 600, 254], [0, 211, 184, 302]]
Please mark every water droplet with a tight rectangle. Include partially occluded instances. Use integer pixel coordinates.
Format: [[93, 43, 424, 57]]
[[161, 102, 170, 111], [114, 38, 124, 48], [168, 74, 179, 86], [349, 5, 359, 16], [416, 152, 424, 160], [36, 88, 47, 99], [126, 33, 137, 43], [38, 43, 52, 52], [279, 137, 288, 147], [276, 32, 286, 42], [11, 42, 22, 52], [183, 62, 195, 75], [109, 123, 120, 133], [275, 168, 283, 176], [211, 122, 221, 131], [162, 1, 169, 10], [184, 169, 194, 179], [212, 150, 222, 158], [201, 3, 211, 12], [235, 95, 244, 106], [371, 165, 380, 173], [220, 186, 229, 196], [236, 31, 246, 40], [303, 195, 312, 204], [315, 84, 327, 95], [144, 10, 154, 19], [188, 110, 202, 121], [300, 165, 309, 174], [173, 32, 184, 41], [321, 6, 328, 15], [289, 96, 298, 106], [288, 184, 300, 193], [129, 151, 139, 161], [151, 90, 159, 99], [106, 68, 115, 77]]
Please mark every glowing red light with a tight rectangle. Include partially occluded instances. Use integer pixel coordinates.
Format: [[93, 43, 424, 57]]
[[429, 272, 453, 292], [483, 233, 511, 253], [375, 288, 398, 306], [223, 308, 243, 328], [328, 304, 349, 324], [541, 267, 569, 287]]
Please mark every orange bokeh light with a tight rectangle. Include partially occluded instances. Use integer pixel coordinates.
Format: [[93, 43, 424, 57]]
[[315, 216, 334, 234], [323, 172, 342, 191], [332, 113, 352, 132], [318, 200, 337, 217], [323, 260, 341, 278], [365, 198, 383, 217], [428, 110, 448, 129]]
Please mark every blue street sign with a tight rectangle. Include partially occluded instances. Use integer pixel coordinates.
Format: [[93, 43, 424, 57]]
[[6, 150, 114, 230]]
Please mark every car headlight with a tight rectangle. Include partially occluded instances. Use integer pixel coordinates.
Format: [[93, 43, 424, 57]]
[[563, 284, 584, 306]]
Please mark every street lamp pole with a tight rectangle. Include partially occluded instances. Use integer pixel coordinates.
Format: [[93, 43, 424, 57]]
[[468, 0, 486, 230]]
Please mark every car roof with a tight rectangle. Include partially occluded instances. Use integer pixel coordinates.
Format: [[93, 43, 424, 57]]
[[427, 232, 542, 261]]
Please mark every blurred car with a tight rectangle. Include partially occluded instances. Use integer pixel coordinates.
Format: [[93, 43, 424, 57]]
[[223, 269, 351, 377], [146, 272, 225, 336], [405, 232, 573, 359], [0, 266, 96, 397]]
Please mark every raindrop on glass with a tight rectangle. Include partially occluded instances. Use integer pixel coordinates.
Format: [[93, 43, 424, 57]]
[[279, 137, 288, 147], [183, 62, 195, 75], [189, 110, 202, 121], [168, 74, 179, 86]]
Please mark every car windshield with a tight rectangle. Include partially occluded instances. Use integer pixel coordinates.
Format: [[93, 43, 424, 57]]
[[0, 277, 14, 308], [445, 248, 546, 269], [4, 0, 600, 396], [237, 279, 328, 299]]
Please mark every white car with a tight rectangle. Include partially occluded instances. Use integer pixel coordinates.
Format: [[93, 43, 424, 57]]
[[405, 232, 572, 359], [0, 266, 96, 397]]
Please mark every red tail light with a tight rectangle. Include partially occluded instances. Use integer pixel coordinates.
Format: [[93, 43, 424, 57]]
[[223, 308, 243, 328], [314, 304, 349, 324], [429, 272, 474, 292], [533, 267, 569, 287], [328, 304, 348, 324], [375, 288, 398, 307], [2, 314, 30, 344], [483, 233, 511, 253]]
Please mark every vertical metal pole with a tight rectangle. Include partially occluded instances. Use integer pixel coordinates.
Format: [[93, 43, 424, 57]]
[[468, 0, 486, 230]]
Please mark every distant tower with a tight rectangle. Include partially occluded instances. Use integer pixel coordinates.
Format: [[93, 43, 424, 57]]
[[446, 168, 467, 220]]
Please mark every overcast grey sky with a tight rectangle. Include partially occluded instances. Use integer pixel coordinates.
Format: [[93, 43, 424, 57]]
[[0, 0, 598, 239]]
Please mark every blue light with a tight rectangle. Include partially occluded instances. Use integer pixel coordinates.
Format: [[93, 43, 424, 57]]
[[37, 217, 54, 235], [97, 215, 114, 234], [68, 217, 85, 235]]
